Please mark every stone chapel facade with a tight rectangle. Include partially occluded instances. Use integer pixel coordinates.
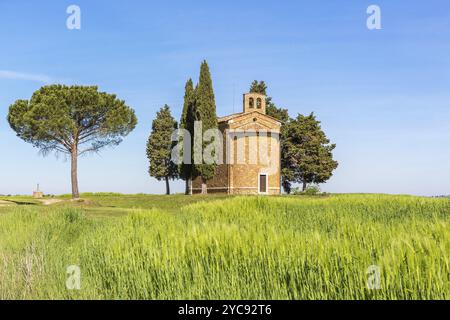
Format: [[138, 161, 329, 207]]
[[191, 93, 282, 195]]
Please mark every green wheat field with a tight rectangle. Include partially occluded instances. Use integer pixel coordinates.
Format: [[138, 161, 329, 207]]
[[0, 194, 448, 300]]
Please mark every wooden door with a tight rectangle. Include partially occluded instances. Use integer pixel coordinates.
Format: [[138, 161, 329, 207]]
[[259, 174, 267, 194]]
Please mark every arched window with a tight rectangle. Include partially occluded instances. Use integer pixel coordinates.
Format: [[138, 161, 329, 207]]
[[256, 98, 262, 109], [249, 97, 254, 108]]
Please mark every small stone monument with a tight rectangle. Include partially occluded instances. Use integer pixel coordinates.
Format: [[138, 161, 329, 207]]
[[33, 184, 44, 199]]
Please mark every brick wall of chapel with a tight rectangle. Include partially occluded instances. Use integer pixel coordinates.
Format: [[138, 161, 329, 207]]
[[192, 113, 281, 195], [228, 115, 280, 195]]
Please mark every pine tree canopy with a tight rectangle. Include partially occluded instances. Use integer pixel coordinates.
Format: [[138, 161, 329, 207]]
[[7, 85, 137, 198], [7, 85, 137, 156]]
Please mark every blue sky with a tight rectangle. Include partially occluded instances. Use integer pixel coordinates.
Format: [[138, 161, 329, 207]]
[[0, 0, 449, 196]]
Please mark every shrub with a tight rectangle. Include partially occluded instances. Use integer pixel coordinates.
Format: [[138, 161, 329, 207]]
[[304, 185, 321, 195], [292, 185, 321, 196]]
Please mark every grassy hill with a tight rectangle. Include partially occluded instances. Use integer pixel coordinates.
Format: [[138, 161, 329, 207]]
[[0, 194, 448, 299]]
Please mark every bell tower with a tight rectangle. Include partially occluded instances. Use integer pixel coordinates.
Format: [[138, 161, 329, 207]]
[[243, 93, 266, 114]]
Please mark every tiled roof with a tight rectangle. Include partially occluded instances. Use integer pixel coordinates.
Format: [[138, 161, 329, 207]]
[[218, 112, 244, 123], [218, 111, 282, 125]]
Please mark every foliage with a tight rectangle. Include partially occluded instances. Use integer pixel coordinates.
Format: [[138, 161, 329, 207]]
[[0, 194, 448, 299], [285, 113, 338, 190], [192, 61, 219, 182], [146, 105, 178, 190], [249, 80, 290, 122], [179, 79, 195, 184], [292, 185, 321, 196], [7, 85, 137, 198], [8, 85, 137, 157]]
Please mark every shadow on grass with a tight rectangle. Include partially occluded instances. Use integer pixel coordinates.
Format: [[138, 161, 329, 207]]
[[5, 200, 39, 206]]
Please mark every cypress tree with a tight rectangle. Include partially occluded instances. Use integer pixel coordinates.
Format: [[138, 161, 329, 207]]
[[147, 105, 179, 195], [179, 79, 195, 194], [193, 60, 219, 194]]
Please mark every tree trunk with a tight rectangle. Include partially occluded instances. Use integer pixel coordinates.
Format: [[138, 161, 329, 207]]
[[282, 180, 291, 195], [302, 181, 307, 192], [201, 178, 207, 195], [165, 176, 170, 195], [71, 147, 80, 199], [185, 178, 190, 195]]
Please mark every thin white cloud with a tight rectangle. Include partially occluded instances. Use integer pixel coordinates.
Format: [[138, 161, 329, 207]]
[[0, 70, 52, 83]]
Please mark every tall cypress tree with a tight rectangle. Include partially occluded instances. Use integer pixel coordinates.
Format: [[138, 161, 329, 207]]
[[193, 60, 218, 194], [147, 105, 179, 195], [179, 79, 195, 194]]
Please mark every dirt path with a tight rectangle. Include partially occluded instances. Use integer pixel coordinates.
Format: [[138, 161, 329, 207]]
[[0, 200, 14, 207], [39, 199, 64, 206]]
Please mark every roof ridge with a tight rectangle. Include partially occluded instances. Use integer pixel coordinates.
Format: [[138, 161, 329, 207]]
[[218, 111, 281, 125]]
